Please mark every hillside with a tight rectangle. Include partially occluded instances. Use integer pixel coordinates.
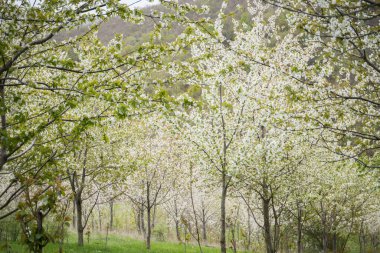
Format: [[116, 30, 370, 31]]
[[55, 0, 248, 47]]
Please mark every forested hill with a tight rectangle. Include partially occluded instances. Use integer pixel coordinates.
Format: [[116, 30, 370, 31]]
[[55, 0, 248, 47]]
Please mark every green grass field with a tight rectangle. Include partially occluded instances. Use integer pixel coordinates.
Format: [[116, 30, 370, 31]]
[[0, 232, 364, 253], [1, 233, 245, 253]]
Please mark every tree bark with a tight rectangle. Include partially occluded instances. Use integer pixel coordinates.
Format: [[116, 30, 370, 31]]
[[141, 205, 146, 237], [261, 179, 275, 253], [146, 182, 151, 250], [189, 165, 204, 253], [110, 201, 114, 231], [68, 148, 87, 246], [263, 197, 274, 253], [202, 209, 207, 242], [370, 233, 378, 251], [0, 80, 7, 171], [35, 210, 44, 253], [321, 209, 328, 253], [231, 226, 237, 253], [359, 220, 366, 253], [332, 232, 337, 253], [297, 203, 303, 253], [76, 196, 84, 246], [247, 207, 252, 251], [147, 206, 151, 249], [72, 199, 76, 229], [97, 204, 102, 231], [272, 201, 280, 253], [152, 204, 157, 229], [136, 208, 141, 235], [219, 82, 229, 253], [59, 220, 64, 253], [175, 220, 181, 242], [174, 199, 181, 242], [220, 172, 227, 253]]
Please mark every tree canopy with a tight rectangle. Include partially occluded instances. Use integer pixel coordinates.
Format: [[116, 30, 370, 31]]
[[0, 1, 379, 253]]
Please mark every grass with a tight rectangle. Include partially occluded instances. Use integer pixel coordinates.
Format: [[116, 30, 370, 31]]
[[1, 233, 245, 253]]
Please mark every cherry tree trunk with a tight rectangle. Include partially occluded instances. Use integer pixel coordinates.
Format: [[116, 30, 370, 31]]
[[76, 197, 84, 246], [146, 183, 151, 250], [175, 220, 181, 242], [297, 204, 303, 253], [220, 173, 227, 253], [97, 204, 102, 231], [141, 206, 146, 237], [109, 201, 114, 231], [263, 197, 274, 253], [333, 233, 337, 253], [0, 83, 6, 170], [247, 207, 252, 251], [322, 220, 328, 253], [35, 210, 44, 253], [359, 221, 366, 253], [136, 209, 141, 235], [152, 204, 157, 229], [72, 200, 76, 229], [146, 206, 151, 249], [202, 216, 207, 242]]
